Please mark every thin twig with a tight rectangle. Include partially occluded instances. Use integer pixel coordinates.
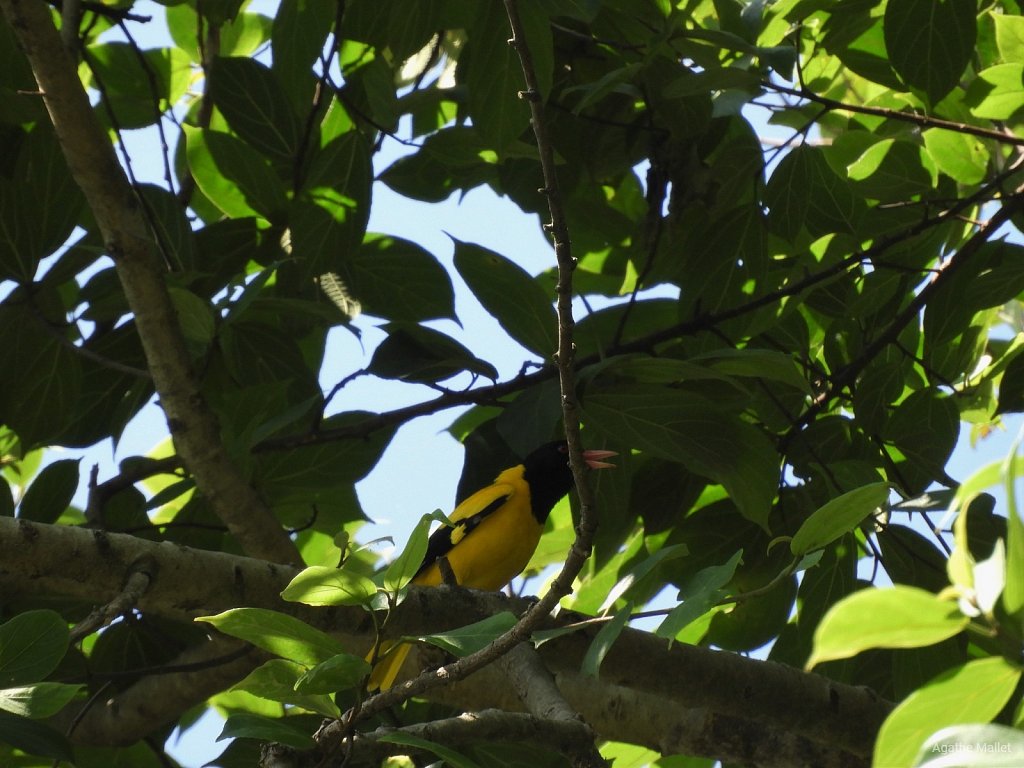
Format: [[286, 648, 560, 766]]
[[69, 555, 158, 642], [767, 81, 1024, 147]]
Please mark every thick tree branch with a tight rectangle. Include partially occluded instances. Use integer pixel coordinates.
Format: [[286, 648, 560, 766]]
[[0, 0, 300, 566], [498, 644, 606, 768], [296, 711, 612, 768], [1, 518, 888, 761]]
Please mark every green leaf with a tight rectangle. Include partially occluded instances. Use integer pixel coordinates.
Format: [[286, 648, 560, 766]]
[[195, 608, 347, 665], [656, 550, 743, 639], [272, 0, 335, 110], [807, 586, 968, 669], [0, 710, 74, 761], [0, 306, 82, 448], [341, 235, 456, 322], [691, 348, 812, 394], [583, 382, 778, 529], [293, 132, 372, 274], [922, 128, 989, 186], [218, 712, 316, 749], [293, 652, 371, 695], [765, 145, 864, 238], [914, 724, 1024, 767], [232, 659, 340, 717], [384, 513, 435, 592], [168, 287, 216, 355], [453, 239, 558, 358], [0, 682, 82, 718], [884, 0, 975, 104], [790, 482, 890, 556], [965, 64, 1024, 119], [0, 610, 68, 686], [875, 658, 1021, 768], [369, 323, 499, 383], [676, 205, 766, 314], [282, 565, 378, 607], [0, 127, 83, 281], [378, 731, 482, 768], [17, 459, 80, 524], [995, 13, 1024, 64], [415, 612, 518, 656], [137, 184, 195, 271], [183, 125, 263, 219], [201, 128, 290, 221], [85, 43, 191, 129], [461, 8, 530, 153], [253, 415, 393, 504], [582, 603, 633, 678], [885, 390, 960, 496], [209, 56, 303, 163]]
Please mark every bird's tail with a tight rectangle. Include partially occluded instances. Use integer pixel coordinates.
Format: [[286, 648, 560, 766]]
[[366, 642, 413, 691]]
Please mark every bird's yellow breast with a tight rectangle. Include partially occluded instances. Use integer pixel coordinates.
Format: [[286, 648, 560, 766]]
[[414, 466, 544, 590]]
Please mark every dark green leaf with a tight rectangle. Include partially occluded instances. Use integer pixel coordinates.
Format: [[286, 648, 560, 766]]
[[218, 713, 316, 749], [0, 610, 69, 686], [998, 350, 1024, 415], [884, 0, 976, 104], [582, 602, 632, 678], [17, 459, 80, 524], [380, 126, 499, 202], [416, 612, 519, 656], [0, 307, 81, 450], [294, 652, 372, 694], [460, 9, 530, 152], [379, 732, 482, 768], [583, 382, 778, 529], [137, 184, 195, 271], [0, 710, 74, 762], [453, 239, 559, 358], [885, 390, 959, 496], [0, 127, 83, 281], [290, 132, 372, 279], [369, 323, 498, 383], [272, 0, 335, 111], [210, 56, 303, 163], [766, 145, 864, 239], [253, 413, 393, 505], [341, 235, 455, 322]]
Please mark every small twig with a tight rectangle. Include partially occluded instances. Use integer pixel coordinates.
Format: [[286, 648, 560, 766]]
[[69, 555, 158, 642], [767, 81, 1024, 148]]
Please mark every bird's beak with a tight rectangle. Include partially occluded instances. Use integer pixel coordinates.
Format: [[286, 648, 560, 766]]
[[582, 449, 618, 470]]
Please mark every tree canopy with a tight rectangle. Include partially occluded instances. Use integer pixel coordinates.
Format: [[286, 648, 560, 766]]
[[1, 0, 1024, 766]]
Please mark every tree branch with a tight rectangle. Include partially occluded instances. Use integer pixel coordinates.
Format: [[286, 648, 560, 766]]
[[767, 81, 1024, 148], [0, 0, 301, 566], [0, 518, 889, 761]]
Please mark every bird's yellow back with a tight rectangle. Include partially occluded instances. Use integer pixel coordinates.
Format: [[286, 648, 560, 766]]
[[412, 465, 544, 590]]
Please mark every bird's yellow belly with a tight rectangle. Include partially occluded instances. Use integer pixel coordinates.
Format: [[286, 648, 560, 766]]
[[416, 508, 542, 591]]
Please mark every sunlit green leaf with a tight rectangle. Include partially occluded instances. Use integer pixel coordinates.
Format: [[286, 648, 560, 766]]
[[876, 657, 1021, 768], [195, 608, 347, 665], [807, 587, 968, 669]]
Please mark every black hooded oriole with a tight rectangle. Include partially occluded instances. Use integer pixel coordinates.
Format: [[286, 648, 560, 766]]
[[367, 440, 617, 690]]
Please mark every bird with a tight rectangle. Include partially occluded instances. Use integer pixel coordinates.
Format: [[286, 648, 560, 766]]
[[366, 440, 618, 691]]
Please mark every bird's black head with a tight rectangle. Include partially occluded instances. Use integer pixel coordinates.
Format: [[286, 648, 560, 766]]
[[521, 441, 575, 524]]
